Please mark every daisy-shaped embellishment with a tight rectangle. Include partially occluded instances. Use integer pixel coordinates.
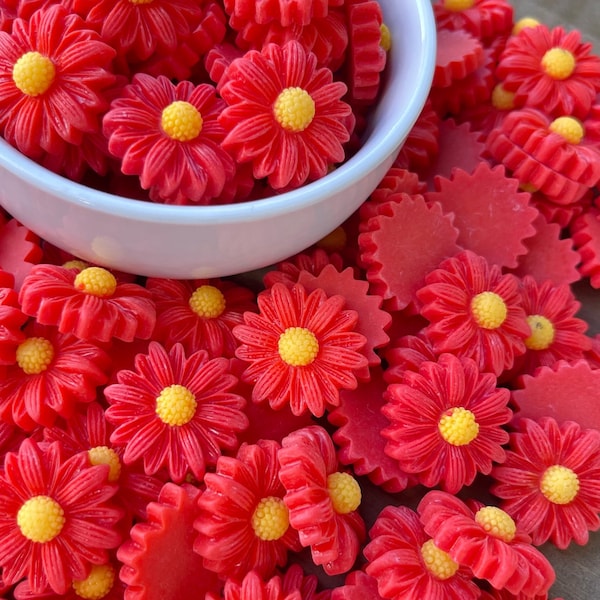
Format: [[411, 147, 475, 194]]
[[0, 4, 116, 158], [18, 264, 156, 343], [233, 282, 367, 418], [194, 439, 301, 579], [0, 439, 123, 595], [417, 490, 556, 597], [491, 417, 600, 549], [104, 342, 248, 482], [278, 425, 366, 576], [218, 40, 353, 190], [0, 284, 27, 365], [416, 250, 531, 376], [382, 353, 512, 493], [145, 277, 257, 359], [363, 505, 480, 600], [206, 569, 297, 600], [331, 570, 383, 600], [103, 74, 236, 205]]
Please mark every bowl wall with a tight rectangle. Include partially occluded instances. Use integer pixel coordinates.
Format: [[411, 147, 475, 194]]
[[0, 0, 436, 278]]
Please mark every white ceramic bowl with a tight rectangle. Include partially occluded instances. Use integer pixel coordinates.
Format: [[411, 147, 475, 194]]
[[0, 0, 436, 279]]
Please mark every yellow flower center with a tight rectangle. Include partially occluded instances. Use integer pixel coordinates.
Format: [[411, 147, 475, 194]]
[[73, 564, 116, 600], [88, 446, 122, 483], [317, 225, 347, 252], [17, 495, 65, 543], [475, 506, 516, 542], [251, 496, 290, 541], [512, 17, 541, 35], [541, 47, 576, 80], [443, 0, 475, 10], [63, 259, 90, 272], [525, 315, 555, 350], [129, 0, 153, 4], [273, 87, 315, 132], [438, 407, 479, 446], [155, 384, 197, 426], [188, 285, 226, 319], [278, 327, 319, 366], [540, 465, 580, 505], [380, 23, 392, 52], [74, 267, 117, 298], [161, 100, 203, 142], [549, 116, 585, 144], [420, 539, 459, 580], [519, 182, 538, 193], [470, 291, 507, 329], [327, 471, 361, 514], [16, 337, 54, 375], [12, 51, 56, 96], [491, 83, 515, 111]]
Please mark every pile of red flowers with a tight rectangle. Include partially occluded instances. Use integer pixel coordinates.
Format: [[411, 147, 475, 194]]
[[2, 0, 600, 599]]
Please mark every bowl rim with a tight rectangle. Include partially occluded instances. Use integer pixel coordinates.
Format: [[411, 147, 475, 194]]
[[0, 0, 436, 227]]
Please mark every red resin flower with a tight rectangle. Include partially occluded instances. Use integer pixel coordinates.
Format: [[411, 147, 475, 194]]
[[279, 563, 332, 600], [0, 439, 123, 595], [233, 282, 367, 418], [278, 425, 366, 576], [18, 264, 156, 343], [0, 285, 27, 365], [382, 331, 439, 384], [206, 569, 299, 600], [0, 5, 115, 158], [382, 353, 512, 493], [496, 24, 600, 118], [417, 490, 556, 597], [146, 277, 257, 359], [104, 342, 248, 483], [363, 505, 481, 600], [0, 218, 43, 292], [194, 439, 301, 579], [0, 322, 111, 431], [330, 570, 383, 600], [218, 40, 353, 190], [571, 207, 600, 288], [103, 74, 236, 205], [491, 417, 600, 549], [224, 0, 341, 28], [416, 250, 531, 376]]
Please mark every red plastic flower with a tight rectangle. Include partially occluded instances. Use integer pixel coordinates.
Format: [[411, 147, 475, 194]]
[[417, 490, 556, 597], [0, 285, 27, 365], [416, 250, 531, 376], [364, 505, 480, 600], [18, 264, 156, 343], [103, 74, 236, 205], [0, 322, 110, 431], [496, 25, 600, 117], [206, 569, 297, 600], [0, 439, 122, 595], [0, 4, 115, 158], [233, 282, 367, 418], [492, 417, 600, 549], [146, 277, 257, 359], [104, 342, 248, 482], [278, 425, 366, 575], [194, 439, 301, 579], [219, 40, 353, 190], [382, 353, 512, 493]]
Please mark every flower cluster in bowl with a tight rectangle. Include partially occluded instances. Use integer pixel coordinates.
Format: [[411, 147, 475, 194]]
[[0, 0, 388, 205]]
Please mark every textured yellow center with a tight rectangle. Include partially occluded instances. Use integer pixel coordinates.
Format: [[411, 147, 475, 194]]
[[74, 267, 117, 297], [251, 496, 290, 541], [73, 564, 116, 600], [420, 539, 459, 580], [443, 0, 475, 10], [273, 87, 315, 132], [475, 506, 516, 542], [541, 48, 576, 80], [188, 285, 226, 319], [512, 17, 541, 35], [540, 465, 580, 505], [161, 101, 203, 141], [327, 472, 361, 514], [525, 315, 555, 350], [491, 83, 515, 110], [16, 337, 54, 374], [17, 495, 65, 543], [155, 384, 197, 426], [278, 327, 319, 366], [380, 23, 392, 52], [549, 116, 585, 144], [88, 446, 122, 483], [438, 407, 479, 446], [470, 291, 507, 329], [63, 259, 90, 271], [12, 51, 56, 96]]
